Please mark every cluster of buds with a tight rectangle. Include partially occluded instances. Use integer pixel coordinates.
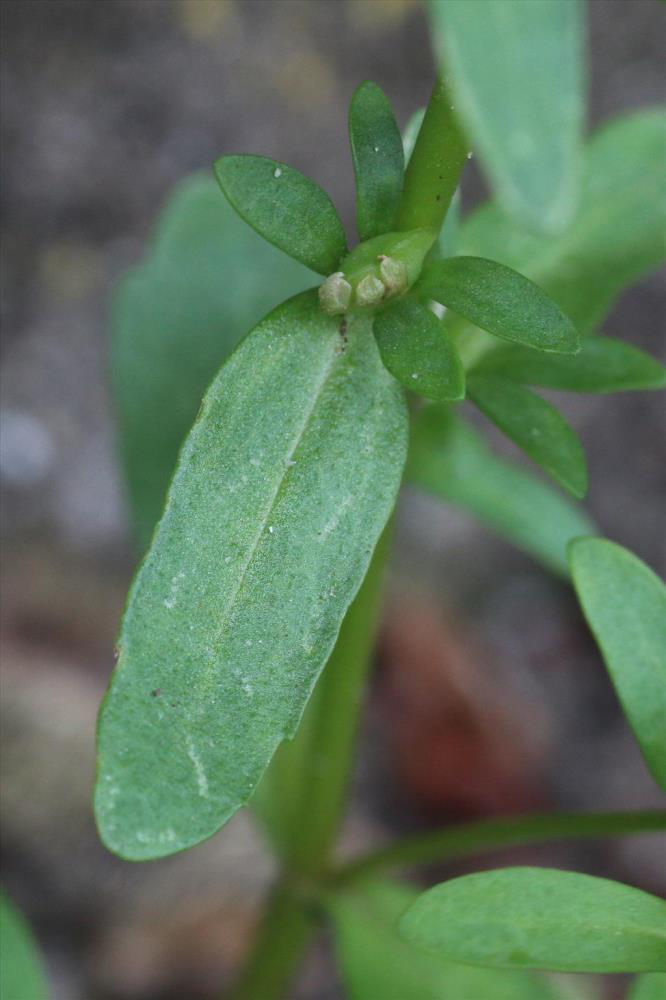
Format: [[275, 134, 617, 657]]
[[318, 255, 408, 316]]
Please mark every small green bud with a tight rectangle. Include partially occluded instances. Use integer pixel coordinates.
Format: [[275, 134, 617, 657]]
[[318, 272, 352, 316], [355, 274, 385, 307], [378, 255, 407, 297]]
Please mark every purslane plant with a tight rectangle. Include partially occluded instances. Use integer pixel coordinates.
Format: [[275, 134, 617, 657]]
[[90, 3, 666, 999]]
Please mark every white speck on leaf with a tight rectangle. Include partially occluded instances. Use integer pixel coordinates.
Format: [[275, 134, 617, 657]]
[[186, 737, 209, 798], [273, 167, 282, 178]]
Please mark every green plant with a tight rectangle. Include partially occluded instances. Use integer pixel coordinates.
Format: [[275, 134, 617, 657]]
[[94, 2, 665, 998]]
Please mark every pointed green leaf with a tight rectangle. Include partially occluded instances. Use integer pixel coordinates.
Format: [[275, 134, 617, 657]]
[[460, 111, 666, 333], [475, 336, 666, 393], [569, 538, 666, 790], [400, 867, 666, 973], [427, 0, 584, 232], [349, 81, 404, 241], [214, 155, 347, 275], [0, 893, 47, 1000], [373, 298, 465, 401], [329, 880, 560, 1000], [467, 373, 587, 498], [111, 174, 315, 548], [95, 291, 408, 860], [407, 408, 594, 576], [418, 257, 580, 354], [629, 974, 666, 1000]]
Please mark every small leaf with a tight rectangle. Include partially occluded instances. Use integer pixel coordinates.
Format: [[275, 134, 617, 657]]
[[349, 81, 405, 241], [0, 893, 47, 1000], [460, 110, 666, 334], [476, 336, 666, 393], [467, 373, 587, 498], [214, 154, 347, 274], [400, 867, 666, 972], [418, 257, 580, 354], [96, 291, 408, 860], [373, 298, 465, 401], [629, 974, 666, 1000], [329, 880, 561, 1000], [407, 408, 594, 576], [569, 538, 666, 790], [427, 0, 584, 233]]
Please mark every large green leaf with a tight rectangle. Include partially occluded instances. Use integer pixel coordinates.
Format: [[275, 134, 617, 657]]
[[214, 155, 347, 275], [0, 893, 47, 1000], [96, 291, 408, 860], [329, 880, 560, 1000], [427, 0, 584, 232], [111, 174, 314, 548], [400, 868, 666, 973], [569, 538, 666, 790], [475, 336, 666, 393], [373, 298, 465, 401], [467, 373, 587, 497], [407, 407, 594, 576], [628, 974, 666, 1000], [417, 257, 580, 354], [460, 110, 666, 333], [349, 81, 404, 241]]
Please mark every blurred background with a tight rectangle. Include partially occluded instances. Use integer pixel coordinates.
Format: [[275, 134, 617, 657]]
[[1, 1, 664, 998]]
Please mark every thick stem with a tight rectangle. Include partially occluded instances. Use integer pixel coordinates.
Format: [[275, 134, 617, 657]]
[[397, 76, 469, 233]]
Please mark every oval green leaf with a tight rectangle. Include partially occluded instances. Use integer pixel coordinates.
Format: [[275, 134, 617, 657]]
[[427, 0, 584, 233], [569, 538, 666, 790], [95, 291, 408, 860], [0, 893, 47, 1000], [418, 257, 580, 355], [373, 298, 465, 401], [111, 174, 315, 548], [475, 336, 666, 393], [214, 155, 347, 275], [629, 974, 666, 1000], [467, 373, 587, 498], [349, 81, 405, 241], [407, 408, 594, 576], [400, 867, 666, 972]]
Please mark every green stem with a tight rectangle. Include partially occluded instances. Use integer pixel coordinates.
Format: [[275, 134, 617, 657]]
[[334, 809, 666, 884], [397, 76, 469, 233]]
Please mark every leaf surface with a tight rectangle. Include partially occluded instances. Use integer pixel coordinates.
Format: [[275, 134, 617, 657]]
[[349, 81, 404, 241], [214, 155, 346, 274], [400, 867, 666, 972], [0, 893, 47, 1000], [628, 974, 666, 1000], [427, 0, 584, 232], [96, 291, 408, 859], [569, 538, 666, 790], [418, 257, 580, 354], [467, 373, 587, 497]]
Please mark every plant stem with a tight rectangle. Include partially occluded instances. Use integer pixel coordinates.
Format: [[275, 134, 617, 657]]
[[333, 809, 666, 884], [397, 76, 469, 232]]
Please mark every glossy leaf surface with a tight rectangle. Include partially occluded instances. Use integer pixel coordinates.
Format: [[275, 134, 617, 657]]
[[467, 373, 587, 497], [407, 408, 594, 576], [214, 155, 346, 274], [96, 292, 408, 859], [401, 868, 666, 972], [373, 298, 465, 401], [460, 111, 666, 333], [569, 538, 666, 790], [427, 0, 584, 232], [111, 174, 314, 547], [349, 81, 404, 241], [418, 257, 580, 354], [0, 893, 47, 1000], [476, 336, 666, 393]]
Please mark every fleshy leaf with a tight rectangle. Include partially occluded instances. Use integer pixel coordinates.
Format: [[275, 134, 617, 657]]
[[427, 0, 584, 232], [467, 373, 587, 498], [111, 174, 314, 547], [475, 336, 666, 393], [373, 298, 465, 401], [400, 867, 666, 972], [460, 110, 666, 333], [95, 291, 408, 860], [349, 81, 405, 241], [417, 257, 580, 354], [569, 538, 666, 790], [0, 893, 47, 1000], [214, 154, 347, 274], [407, 407, 594, 576], [628, 974, 666, 1000]]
